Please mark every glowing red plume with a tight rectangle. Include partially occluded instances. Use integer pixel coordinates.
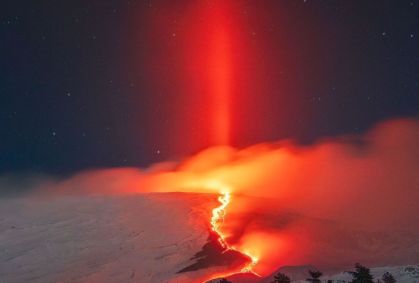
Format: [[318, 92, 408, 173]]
[[208, 21, 231, 145]]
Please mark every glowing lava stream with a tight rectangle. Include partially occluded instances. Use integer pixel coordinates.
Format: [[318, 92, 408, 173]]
[[210, 191, 230, 249], [207, 188, 261, 280]]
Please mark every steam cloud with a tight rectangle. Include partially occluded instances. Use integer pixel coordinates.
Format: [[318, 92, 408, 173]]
[[1, 118, 418, 276]]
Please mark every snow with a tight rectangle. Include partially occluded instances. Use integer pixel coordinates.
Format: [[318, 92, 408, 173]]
[[0, 193, 213, 283], [1, 192, 418, 283]]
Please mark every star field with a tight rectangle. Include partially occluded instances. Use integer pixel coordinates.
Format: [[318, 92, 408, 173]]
[[0, 0, 418, 174]]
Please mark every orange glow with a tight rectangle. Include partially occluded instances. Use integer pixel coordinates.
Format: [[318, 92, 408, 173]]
[[41, 119, 419, 282]]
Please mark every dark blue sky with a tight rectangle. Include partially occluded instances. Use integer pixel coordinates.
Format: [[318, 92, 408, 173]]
[[1, 1, 418, 174]]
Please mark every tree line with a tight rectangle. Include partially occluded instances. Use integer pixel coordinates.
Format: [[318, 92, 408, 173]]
[[218, 263, 397, 283]]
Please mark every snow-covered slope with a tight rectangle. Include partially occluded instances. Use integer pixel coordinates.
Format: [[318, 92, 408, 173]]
[[2, 193, 418, 283], [0, 193, 213, 283]]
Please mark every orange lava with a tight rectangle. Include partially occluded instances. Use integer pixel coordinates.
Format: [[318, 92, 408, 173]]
[[210, 190, 230, 249], [205, 184, 261, 282]]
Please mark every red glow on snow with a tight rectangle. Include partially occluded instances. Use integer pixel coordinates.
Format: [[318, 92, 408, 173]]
[[41, 119, 419, 281]]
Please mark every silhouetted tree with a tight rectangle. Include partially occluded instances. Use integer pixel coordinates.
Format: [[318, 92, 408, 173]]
[[306, 269, 322, 283], [271, 272, 291, 283], [381, 272, 396, 283], [347, 263, 374, 283], [218, 279, 231, 283]]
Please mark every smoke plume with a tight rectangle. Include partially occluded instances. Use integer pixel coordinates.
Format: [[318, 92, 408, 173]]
[[1, 118, 418, 276]]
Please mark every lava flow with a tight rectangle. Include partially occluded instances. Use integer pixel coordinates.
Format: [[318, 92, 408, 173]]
[[210, 191, 230, 249], [206, 187, 261, 282]]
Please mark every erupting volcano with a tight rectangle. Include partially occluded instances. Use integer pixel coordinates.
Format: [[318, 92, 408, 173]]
[[2, 1, 419, 283]]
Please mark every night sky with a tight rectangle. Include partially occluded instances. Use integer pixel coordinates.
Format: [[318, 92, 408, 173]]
[[1, 1, 418, 174]]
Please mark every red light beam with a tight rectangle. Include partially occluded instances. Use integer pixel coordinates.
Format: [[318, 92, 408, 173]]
[[208, 25, 231, 145]]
